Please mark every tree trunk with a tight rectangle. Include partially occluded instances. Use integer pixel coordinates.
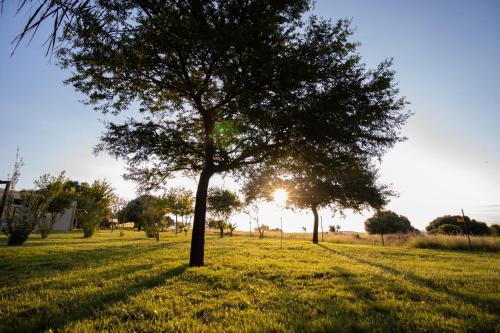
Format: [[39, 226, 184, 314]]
[[175, 215, 178, 234], [312, 205, 319, 244], [189, 168, 212, 267], [219, 227, 224, 238]]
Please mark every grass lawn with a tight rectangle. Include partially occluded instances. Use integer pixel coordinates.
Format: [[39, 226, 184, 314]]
[[0, 231, 499, 332]]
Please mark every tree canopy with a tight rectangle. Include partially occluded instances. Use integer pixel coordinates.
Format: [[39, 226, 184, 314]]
[[364, 211, 417, 235], [10, 0, 409, 266]]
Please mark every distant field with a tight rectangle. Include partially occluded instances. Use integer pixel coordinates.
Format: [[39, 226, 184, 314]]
[[0, 231, 499, 332]]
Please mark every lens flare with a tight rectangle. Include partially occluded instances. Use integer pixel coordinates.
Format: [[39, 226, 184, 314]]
[[273, 188, 288, 205]]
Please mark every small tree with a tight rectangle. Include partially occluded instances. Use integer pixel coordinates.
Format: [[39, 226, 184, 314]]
[[329, 225, 337, 233], [364, 210, 416, 246], [77, 180, 115, 238], [207, 187, 242, 238], [1, 192, 45, 245], [164, 188, 194, 234], [215, 220, 227, 238], [140, 197, 166, 241], [34, 172, 73, 239], [227, 222, 237, 237]]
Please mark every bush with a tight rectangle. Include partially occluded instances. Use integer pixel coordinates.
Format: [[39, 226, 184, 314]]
[[436, 224, 463, 235], [426, 215, 490, 236], [490, 224, 500, 236], [410, 235, 499, 252], [1, 192, 45, 245]]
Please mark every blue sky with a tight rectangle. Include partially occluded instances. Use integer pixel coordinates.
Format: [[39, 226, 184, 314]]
[[1, 0, 499, 231]]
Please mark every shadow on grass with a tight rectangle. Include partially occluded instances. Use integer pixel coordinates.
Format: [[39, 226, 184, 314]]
[[317, 243, 499, 315], [2, 264, 187, 332]]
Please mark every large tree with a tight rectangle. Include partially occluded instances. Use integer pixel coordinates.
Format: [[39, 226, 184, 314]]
[[10, 0, 409, 266]]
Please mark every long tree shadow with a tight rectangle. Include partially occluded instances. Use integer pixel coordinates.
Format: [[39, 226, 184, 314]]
[[317, 243, 499, 315], [2, 264, 187, 332]]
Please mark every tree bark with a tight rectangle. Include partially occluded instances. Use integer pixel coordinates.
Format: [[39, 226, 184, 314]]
[[189, 168, 213, 266], [312, 205, 319, 244]]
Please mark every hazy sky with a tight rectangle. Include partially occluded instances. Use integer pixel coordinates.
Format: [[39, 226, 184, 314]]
[[1, 0, 499, 232]]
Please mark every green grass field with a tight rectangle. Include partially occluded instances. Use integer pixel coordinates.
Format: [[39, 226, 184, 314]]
[[0, 231, 499, 332]]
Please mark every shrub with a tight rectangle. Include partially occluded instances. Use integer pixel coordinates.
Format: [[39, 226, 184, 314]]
[[426, 215, 490, 236], [410, 235, 499, 252], [1, 192, 45, 245], [490, 224, 500, 236], [436, 224, 463, 235]]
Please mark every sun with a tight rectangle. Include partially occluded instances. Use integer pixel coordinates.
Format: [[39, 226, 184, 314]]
[[273, 188, 288, 206]]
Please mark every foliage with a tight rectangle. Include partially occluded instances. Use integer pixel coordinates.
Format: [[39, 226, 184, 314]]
[[1, 191, 45, 245], [426, 215, 491, 236], [436, 224, 463, 235], [227, 223, 238, 237], [0, 232, 498, 332], [364, 211, 416, 235], [34, 172, 73, 238], [328, 225, 341, 233], [491, 224, 500, 236], [163, 188, 194, 234], [140, 197, 166, 241], [76, 180, 115, 238], [207, 187, 241, 238], [120, 195, 154, 231]]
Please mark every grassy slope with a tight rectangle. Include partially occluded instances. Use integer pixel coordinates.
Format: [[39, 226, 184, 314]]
[[0, 231, 498, 332]]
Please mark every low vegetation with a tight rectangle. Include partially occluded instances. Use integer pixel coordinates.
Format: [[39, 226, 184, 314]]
[[0, 231, 498, 332]]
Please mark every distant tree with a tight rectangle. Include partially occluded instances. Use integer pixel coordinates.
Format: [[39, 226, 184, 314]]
[[77, 180, 115, 238], [426, 215, 490, 236], [329, 225, 337, 233], [140, 196, 166, 241], [110, 196, 127, 231], [206, 218, 219, 231], [121, 195, 154, 231], [364, 211, 416, 246], [227, 222, 237, 236], [214, 220, 227, 238], [12, 1, 409, 267], [244, 156, 390, 244], [490, 224, 500, 236], [34, 172, 73, 239], [164, 188, 194, 234], [179, 221, 192, 236], [207, 188, 241, 238], [436, 224, 463, 235], [254, 223, 269, 239], [302, 226, 307, 233]]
